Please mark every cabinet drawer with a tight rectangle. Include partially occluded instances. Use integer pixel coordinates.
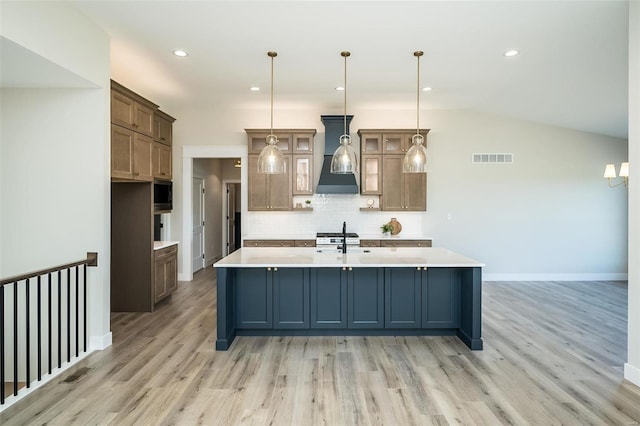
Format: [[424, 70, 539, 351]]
[[244, 240, 295, 247], [380, 240, 432, 248], [295, 240, 316, 247], [155, 244, 178, 259], [360, 240, 381, 247]]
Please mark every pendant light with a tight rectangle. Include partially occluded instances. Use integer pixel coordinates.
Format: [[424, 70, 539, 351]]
[[403, 51, 428, 173], [257, 51, 286, 174], [330, 51, 358, 174]]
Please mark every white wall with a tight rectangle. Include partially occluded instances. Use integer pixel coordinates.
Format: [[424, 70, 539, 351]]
[[172, 105, 627, 280], [625, 0, 640, 389], [0, 2, 111, 353]]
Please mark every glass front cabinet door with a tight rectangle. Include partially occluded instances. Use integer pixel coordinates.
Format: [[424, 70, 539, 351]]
[[293, 154, 313, 195], [361, 155, 382, 195]]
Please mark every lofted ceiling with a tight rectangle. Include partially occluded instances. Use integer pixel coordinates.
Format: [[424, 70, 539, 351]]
[[65, 1, 631, 138]]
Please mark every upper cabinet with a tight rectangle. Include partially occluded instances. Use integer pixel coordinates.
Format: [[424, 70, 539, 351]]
[[358, 129, 430, 211], [246, 129, 316, 210], [111, 81, 176, 182], [153, 110, 175, 146]]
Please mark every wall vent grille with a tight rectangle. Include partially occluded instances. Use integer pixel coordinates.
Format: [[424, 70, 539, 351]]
[[472, 153, 514, 164]]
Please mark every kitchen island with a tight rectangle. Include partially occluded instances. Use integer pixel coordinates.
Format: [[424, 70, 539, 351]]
[[214, 247, 484, 351]]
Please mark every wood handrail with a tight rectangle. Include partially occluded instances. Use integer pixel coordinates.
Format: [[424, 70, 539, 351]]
[[0, 252, 98, 287]]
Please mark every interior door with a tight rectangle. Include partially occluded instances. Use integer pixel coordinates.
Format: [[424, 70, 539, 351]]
[[192, 177, 205, 272], [227, 183, 237, 254]]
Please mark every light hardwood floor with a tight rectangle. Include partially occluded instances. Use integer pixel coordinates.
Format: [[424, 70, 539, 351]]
[[2, 268, 640, 425]]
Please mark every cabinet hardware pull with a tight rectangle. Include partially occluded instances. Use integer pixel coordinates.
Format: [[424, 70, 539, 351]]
[[342, 267, 346, 271], [267, 267, 271, 271], [417, 267, 421, 270], [274, 267, 278, 271], [349, 267, 353, 271]]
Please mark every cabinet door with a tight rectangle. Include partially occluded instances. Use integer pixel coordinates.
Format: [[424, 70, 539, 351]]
[[111, 90, 135, 130], [381, 155, 404, 210], [267, 155, 292, 210], [348, 268, 384, 328], [293, 133, 314, 153], [111, 125, 134, 179], [133, 133, 153, 181], [382, 133, 409, 154], [404, 172, 426, 211], [293, 155, 313, 195], [152, 142, 172, 180], [165, 253, 177, 294], [248, 155, 269, 210], [361, 155, 382, 195], [134, 102, 154, 137], [310, 268, 347, 328], [359, 133, 382, 154], [385, 268, 422, 328], [273, 268, 309, 329], [154, 257, 167, 302], [423, 268, 460, 328], [235, 268, 273, 329]]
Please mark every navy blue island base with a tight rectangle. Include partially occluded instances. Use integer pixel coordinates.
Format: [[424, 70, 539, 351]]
[[215, 264, 482, 351]]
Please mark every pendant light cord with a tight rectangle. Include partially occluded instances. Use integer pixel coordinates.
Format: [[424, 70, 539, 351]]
[[341, 51, 350, 138], [268, 51, 277, 136], [416, 53, 420, 135]]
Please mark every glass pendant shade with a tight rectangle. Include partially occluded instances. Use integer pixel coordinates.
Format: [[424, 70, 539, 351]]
[[257, 134, 286, 173], [331, 134, 358, 174], [402, 134, 428, 173]]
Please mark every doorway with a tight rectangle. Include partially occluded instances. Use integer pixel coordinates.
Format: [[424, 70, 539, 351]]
[[192, 177, 205, 273], [223, 181, 241, 256]]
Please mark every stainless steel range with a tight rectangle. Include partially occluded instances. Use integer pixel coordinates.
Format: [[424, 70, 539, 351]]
[[316, 232, 360, 253]]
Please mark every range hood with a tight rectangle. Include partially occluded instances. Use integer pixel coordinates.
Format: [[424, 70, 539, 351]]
[[316, 115, 359, 194]]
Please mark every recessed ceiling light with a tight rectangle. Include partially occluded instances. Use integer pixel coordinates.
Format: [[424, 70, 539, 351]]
[[335, 86, 345, 91], [173, 50, 188, 57], [250, 86, 260, 91], [504, 50, 519, 57], [421, 87, 432, 92]]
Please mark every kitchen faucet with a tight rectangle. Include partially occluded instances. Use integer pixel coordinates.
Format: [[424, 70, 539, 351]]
[[342, 221, 347, 254]]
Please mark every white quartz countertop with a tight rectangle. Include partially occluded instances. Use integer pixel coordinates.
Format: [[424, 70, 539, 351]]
[[154, 241, 179, 250], [214, 247, 483, 268]]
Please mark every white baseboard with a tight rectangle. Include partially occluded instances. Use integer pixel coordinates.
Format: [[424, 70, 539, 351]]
[[625, 363, 640, 388], [0, 349, 95, 412], [89, 332, 112, 350], [178, 272, 191, 281], [483, 273, 628, 282]]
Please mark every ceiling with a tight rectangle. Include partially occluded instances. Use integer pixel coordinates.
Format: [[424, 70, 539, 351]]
[[65, 1, 630, 138]]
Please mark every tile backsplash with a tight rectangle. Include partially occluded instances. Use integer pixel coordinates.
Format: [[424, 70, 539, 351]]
[[245, 194, 425, 237]]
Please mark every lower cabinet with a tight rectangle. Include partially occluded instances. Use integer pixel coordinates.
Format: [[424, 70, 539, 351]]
[[423, 268, 460, 328], [310, 268, 347, 328], [154, 244, 178, 303], [235, 268, 273, 329], [273, 268, 309, 329], [385, 268, 422, 328], [348, 267, 384, 328], [234, 266, 460, 331]]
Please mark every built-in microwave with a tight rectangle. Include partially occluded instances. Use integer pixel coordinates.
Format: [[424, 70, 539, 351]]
[[154, 180, 172, 212]]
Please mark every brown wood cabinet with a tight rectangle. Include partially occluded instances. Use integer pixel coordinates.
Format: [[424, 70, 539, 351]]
[[154, 244, 178, 303], [379, 239, 432, 248], [111, 81, 175, 183], [382, 155, 426, 211], [246, 129, 316, 211], [244, 239, 296, 247], [111, 125, 153, 182], [111, 81, 157, 137], [153, 141, 172, 180], [247, 155, 292, 210], [358, 129, 429, 211], [153, 110, 174, 146]]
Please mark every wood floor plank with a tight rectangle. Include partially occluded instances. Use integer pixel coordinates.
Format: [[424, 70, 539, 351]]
[[2, 269, 640, 425]]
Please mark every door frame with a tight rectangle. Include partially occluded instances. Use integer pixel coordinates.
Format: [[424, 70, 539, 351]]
[[222, 179, 241, 257], [192, 176, 205, 272], [181, 146, 247, 281]]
